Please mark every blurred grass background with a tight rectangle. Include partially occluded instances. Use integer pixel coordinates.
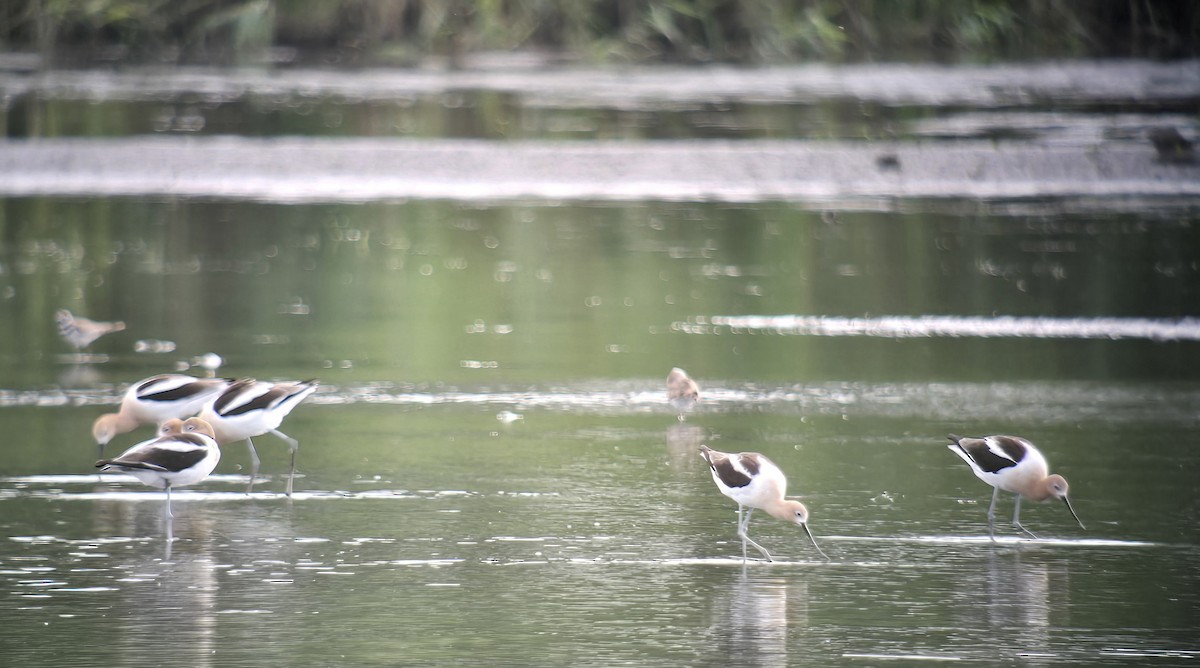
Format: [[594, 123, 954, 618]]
[[2, 0, 1197, 67]]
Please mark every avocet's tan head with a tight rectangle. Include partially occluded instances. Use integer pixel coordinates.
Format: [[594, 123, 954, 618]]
[[158, 418, 186, 436], [91, 413, 122, 446], [1044, 474, 1069, 500], [179, 417, 217, 440], [769, 499, 828, 560], [1043, 474, 1085, 530], [772, 499, 810, 526]]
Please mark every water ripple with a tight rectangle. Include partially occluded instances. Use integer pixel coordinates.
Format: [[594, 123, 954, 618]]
[[2, 378, 1197, 425]]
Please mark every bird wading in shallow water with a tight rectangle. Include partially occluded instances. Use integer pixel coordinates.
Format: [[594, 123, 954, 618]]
[[92, 375, 231, 456], [947, 433, 1084, 541], [96, 417, 220, 519], [199, 378, 318, 497], [699, 445, 828, 562], [667, 367, 700, 421], [56, 309, 125, 353]]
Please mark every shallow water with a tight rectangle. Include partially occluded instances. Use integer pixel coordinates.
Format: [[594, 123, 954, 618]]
[[1, 390, 1197, 666], [2, 61, 1200, 666]]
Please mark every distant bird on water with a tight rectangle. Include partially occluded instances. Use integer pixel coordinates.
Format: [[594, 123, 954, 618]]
[[699, 445, 828, 562], [96, 417, 221, 519], [667, 367, 699, 421], [56, 309, 125, 352], [190, 352, 224, 378], [198, 378, 318, 496], [947, 434, 1084, 541], [92, 374, 231, 456], [1148, 127, 1195, 164]]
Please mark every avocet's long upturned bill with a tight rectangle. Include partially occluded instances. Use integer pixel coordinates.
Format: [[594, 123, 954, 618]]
[[56, 309, 125, 352], [667, 367, 699, 421], [699, 445, 827, 562], [95, 417, 220, 519], [92, 374, 231, 454], [947, 434, 1084, 540], [199, 378, 318, 496]]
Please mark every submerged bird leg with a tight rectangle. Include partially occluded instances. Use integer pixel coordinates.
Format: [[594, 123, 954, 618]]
[[271, 428, 300, 497], [986, 485, 1000, 542], [736, 505, 747, 562], [1012, 495, 1038, 539], [245, 437, 261, 494], [736, 507, 773, 562]]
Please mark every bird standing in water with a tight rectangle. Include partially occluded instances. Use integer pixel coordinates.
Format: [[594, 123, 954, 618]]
[[947, 434, 1084, 540], [92, 374, 231, 456], [96, 417, 221, 519], [199, 378, 318, 496], [667, 367, 700, 421], [699, 445, 828, 562], [56, 309, 125, 352]]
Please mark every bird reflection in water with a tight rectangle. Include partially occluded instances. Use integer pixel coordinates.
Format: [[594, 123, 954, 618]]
[[957, 550, 1056, 660], [665, 423, 705, 469], [709, 574, 806, 668], [89, 500, 220, 668]]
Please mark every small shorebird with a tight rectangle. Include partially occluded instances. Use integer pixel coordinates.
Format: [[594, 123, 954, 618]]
[[56, 309, 125, 352], [667, 367, 700, 421], [95, 417, 221, 519], [947, 434, 1084, 540], [198, 378, 318, 496], [699, 445, 828, 562], [92, 374, 231, 455], [190, 352, 224, 378]]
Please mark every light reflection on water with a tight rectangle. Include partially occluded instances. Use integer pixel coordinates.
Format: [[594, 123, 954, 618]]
[[3, 497, 1193, 666], [2, 135, 1198, 666], [6, 378, 1198, 426], [2, 354, 1198, 664]]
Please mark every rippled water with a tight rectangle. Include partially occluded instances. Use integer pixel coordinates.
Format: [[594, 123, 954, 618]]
[[2, 374, 1198, 666], [2, 61, 1199, 666]]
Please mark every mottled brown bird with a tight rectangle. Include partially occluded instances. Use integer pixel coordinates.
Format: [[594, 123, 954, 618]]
[[667, 367, 699, 421], [56, 309, 125, 352]]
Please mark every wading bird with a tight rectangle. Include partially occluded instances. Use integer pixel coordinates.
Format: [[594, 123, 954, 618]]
[[667, 367, 700, 421], [199, 378, 318, 496], [699, 445, 827, 562], [56, 309, 125, 352], [96, 417, 220, 519], [92, 374, 231, 456], [947, 433, 1084, 540]]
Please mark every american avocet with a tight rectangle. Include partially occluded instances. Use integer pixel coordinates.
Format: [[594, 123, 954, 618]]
[[95, 417, 220, 519], [198, 378, 318, 496], [56, 309, 125, 352], [92, 374, 231, 455], [699, 445, 828, 562], [947, 434, 1084, 540], [667, 367, 699, 421]]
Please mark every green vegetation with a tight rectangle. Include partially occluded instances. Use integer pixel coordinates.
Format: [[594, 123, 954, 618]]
[[1, 0, 1197, 66]]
